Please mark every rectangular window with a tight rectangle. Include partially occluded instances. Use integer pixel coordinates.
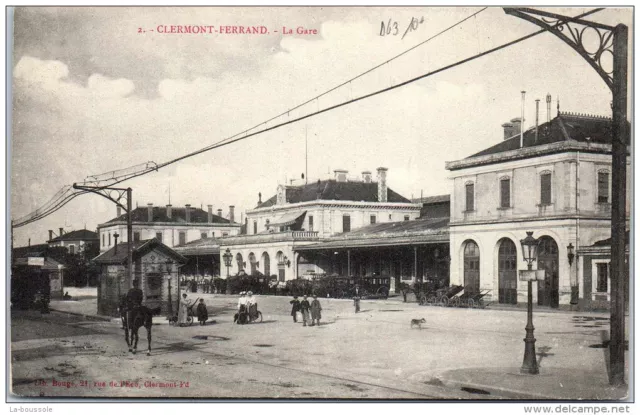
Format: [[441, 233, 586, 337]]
[[404, 215, 410, 221], [155, 232, 163, 243], [253, 221, 257, 234], [370, 215, 376, 224], [342, 215, 351, 232], [598, 172, 609, 203], [308, 215, 314, 231], [500, 178, 511, 208], [179, 232, 186, 245], [133, 232, 140, 242], [108, 233, 111, 246], [69, 245, 75, 255], [102, 234, 105, 247], [540, 173, 552, 205], [465, 183, 474, 211], [597, 263, 609, 293]]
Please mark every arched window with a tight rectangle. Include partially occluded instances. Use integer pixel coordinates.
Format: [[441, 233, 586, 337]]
[[276, 251, 285, 282], [262, 252, 271, 277], [236, 253, 244, 272], [498, 238, 517, 304], [463, 240, 480, 293], [248, 252, 257, 275]]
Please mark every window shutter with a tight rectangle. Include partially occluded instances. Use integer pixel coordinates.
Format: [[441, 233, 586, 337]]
[[465, 183, 474, 211], [540, 173, 551, 205], [500, 179, 510, 208], [598, 172, 609, 203]]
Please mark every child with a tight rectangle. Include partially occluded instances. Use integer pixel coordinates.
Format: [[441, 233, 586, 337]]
[[196, 298, 208, 326]]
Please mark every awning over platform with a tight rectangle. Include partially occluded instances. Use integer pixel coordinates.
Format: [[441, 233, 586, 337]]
[[295, 218, 449, 252], [268, 210, 307, 227]]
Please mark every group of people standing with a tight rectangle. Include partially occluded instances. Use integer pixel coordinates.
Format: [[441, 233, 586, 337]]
[[290, 295, 322, 326]]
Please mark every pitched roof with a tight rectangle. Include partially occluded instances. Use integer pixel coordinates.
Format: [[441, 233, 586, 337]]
[[48, 229, 98, 243], [469, 112, 628, 159], [14, 256, 65, 271], [104, 206, 235, 225], [93, 239, 187, 264], [256, 180, 411, 209], [411, 194, 450, 204], [12, 243, 50, 259]]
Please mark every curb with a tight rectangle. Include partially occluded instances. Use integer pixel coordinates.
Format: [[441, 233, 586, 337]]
[[433, 375, 556, 400], [49, 308, 114, 322]]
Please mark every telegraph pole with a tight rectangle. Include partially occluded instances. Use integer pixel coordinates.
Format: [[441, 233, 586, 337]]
[[72, 184, 135, 294], [504, 8, 628, 386]]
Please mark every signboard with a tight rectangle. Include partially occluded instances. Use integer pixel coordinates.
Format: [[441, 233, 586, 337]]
[[519, 269, 546, 281], [27, 257, 45, 266]]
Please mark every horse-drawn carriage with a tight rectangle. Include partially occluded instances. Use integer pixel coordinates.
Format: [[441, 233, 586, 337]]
[[306, 274, 390, 299], [418, 284, 491, 309], [167, 297, 202, 326]]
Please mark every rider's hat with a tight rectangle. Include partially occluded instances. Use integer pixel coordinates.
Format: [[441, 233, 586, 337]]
[[240, 291, 246, 295], [247, 291, 253, 296]]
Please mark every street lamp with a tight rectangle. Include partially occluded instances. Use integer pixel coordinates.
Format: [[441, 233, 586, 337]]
[[567, 243, 575, 266], [223, 248, 233, 278], [519, 231, 542, 375]]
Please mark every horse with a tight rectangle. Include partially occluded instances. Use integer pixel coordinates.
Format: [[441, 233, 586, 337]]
[[123, 305, 161, 356]]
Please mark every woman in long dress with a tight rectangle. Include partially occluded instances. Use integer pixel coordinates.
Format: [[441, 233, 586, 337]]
[[177, 293, 191, 326]]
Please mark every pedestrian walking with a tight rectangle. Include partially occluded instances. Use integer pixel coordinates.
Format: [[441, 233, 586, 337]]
[[289, 296, 300, 323], [177, 293, 191, 326], [310, 295, 322, 326], [196, 298, 208, 325], [353, 295, 361, 313], [300, 295, 311, 327]]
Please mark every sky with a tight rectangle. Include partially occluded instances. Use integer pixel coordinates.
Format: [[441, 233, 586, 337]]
[[9, 6, 633, 246]]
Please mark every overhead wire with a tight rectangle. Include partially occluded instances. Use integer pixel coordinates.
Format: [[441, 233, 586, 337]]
[[12, 8, 604, 229]]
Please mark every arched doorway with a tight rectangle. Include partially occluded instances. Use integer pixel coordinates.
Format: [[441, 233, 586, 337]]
[[248, 252, 257, 275], [463, 240, 480, 294], [235, 253, 244, 273], [498, 238, 517, 304], [262, 252, 270, 277], [537, 236, 559, 308], [276, 251, 285, 282]]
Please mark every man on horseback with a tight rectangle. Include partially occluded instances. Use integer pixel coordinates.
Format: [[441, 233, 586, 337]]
[[125, 279, 143, 328]]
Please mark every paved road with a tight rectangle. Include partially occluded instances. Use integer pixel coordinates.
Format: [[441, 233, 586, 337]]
[[10, 295, 614, 399]]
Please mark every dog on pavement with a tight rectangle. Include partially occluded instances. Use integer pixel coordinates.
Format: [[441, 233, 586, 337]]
[[410, 318, 427, 329]]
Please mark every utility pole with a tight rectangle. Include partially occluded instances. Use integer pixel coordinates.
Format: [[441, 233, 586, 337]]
[[504, 8, 628, 386], [72, 184, 135, 305]]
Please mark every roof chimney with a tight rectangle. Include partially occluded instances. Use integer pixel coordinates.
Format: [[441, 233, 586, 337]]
[[117, 205, 121, 217], [166, 204, 172, 219], [546, 93, 552, 123], [362, 171, 372, 183], [502, 118, 522, 140], [48, 230, 53, 241], [185, 204, 191, 222], [377, 167, 388, 203], [258, 192, 262, 205], [334, 169, 348, 182], [59, 227, 64, 238], [147, 203, 153, 222], [229, 206, 235, 223], [276, 184, 286, 205], [113, 233, 119, 254], [207, 205, 213, 223], [217, 208, 222, 217]]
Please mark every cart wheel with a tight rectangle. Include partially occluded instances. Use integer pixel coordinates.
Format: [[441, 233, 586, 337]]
[[377, 287, 389, 299], [468, 299, 476, 308], [427, 295, 437, 306], [440, 297, 449, 307], [419, 295, 427, 306], [187, 316, 193, 326], [256, 311, 263, 323], [450, 297, 460, 307]]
